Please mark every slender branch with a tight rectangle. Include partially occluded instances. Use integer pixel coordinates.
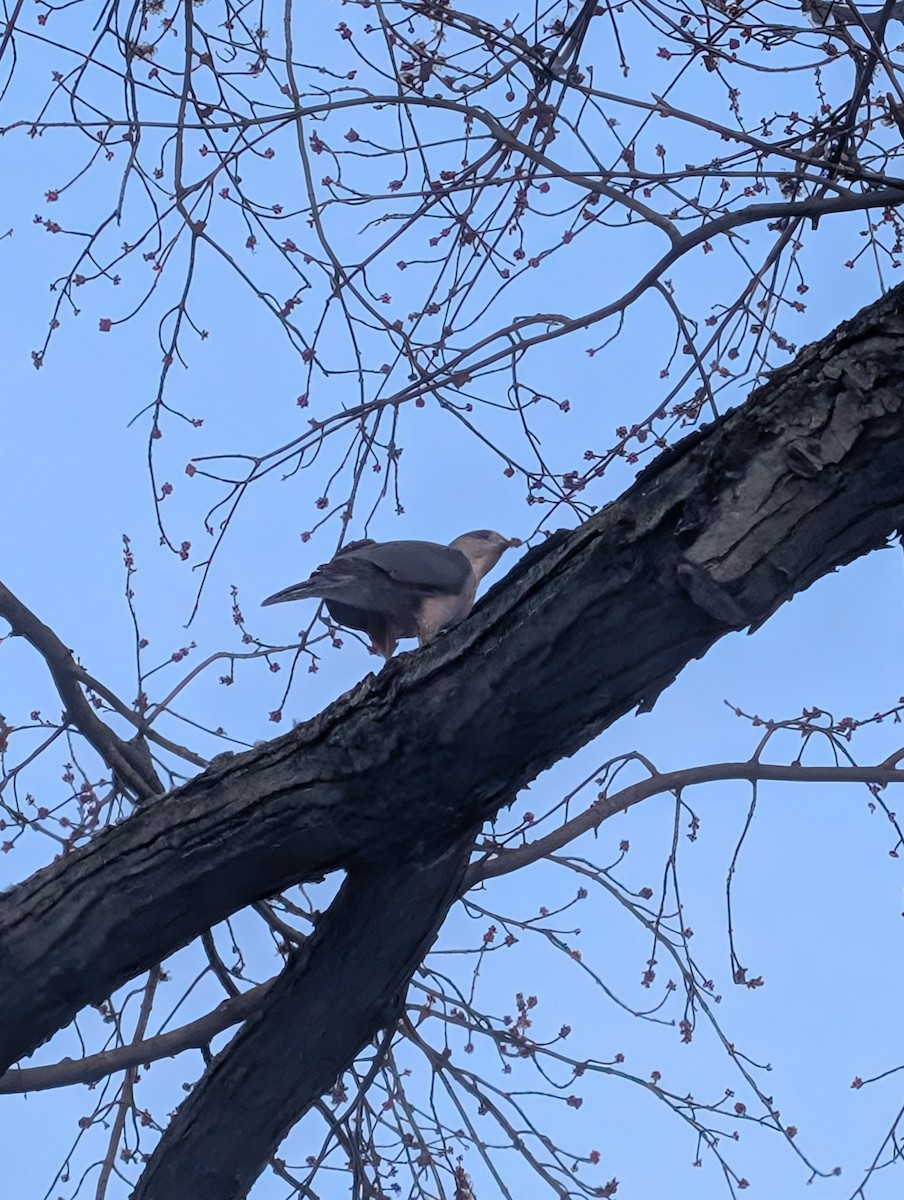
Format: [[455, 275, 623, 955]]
[[0, 983, 269, 1095], [95, 967, 160, 1200], [468, 761, 904, 885], [73, 665, 208, 768], [0, 582, 163, 801]]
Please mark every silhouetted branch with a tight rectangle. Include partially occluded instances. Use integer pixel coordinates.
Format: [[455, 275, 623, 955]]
[[0, 583, 163, 801], [3, 283, 904, 1195]]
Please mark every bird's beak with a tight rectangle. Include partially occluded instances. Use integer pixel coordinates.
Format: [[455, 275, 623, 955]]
[[506, 536, 522, 548]]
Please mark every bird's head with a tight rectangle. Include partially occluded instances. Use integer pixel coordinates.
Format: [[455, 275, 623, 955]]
[[449, 530, 520, 581]]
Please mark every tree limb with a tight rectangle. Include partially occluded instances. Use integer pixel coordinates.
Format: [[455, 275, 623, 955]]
[[2, 281, 904, 1095], [0, 984, 269, 1095], [131, 840, 474, 1200], [4, 754, 894, 1101], [0, 583, 163, 800], [470, 760, 904, 884]]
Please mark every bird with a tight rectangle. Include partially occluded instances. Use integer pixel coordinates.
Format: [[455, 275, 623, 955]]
[[801, 0, 904, 26], [262, 530, 517, 659]]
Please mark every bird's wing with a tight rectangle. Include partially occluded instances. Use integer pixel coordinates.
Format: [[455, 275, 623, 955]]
[[335, 537, 378, 557], [347, 540, 472, 594], [261, 540, 471, 628]]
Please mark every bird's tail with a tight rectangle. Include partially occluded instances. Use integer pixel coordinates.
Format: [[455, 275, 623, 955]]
[[261, 581, 322, 606]]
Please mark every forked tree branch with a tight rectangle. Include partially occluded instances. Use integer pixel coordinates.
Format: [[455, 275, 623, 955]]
[[0, 583, 163, 800], [132, 839, 475, 1200], [3, 283, 904, 1194], [0, 757, 897, 1100]]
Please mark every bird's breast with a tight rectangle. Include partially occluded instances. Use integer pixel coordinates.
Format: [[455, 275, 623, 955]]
[[416, 576, 478, 644]]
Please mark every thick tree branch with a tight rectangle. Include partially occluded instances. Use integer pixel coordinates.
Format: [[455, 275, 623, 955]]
[[2, 282, 904, 1088], [2, 753, 893, 1096], [131, 840, 474, 1200], [136, 752, 904, 1198]]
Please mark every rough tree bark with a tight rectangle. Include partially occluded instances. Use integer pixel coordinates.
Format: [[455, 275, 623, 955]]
[[3, 284, 904, 1197], [134, 838, 477, 1199]]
